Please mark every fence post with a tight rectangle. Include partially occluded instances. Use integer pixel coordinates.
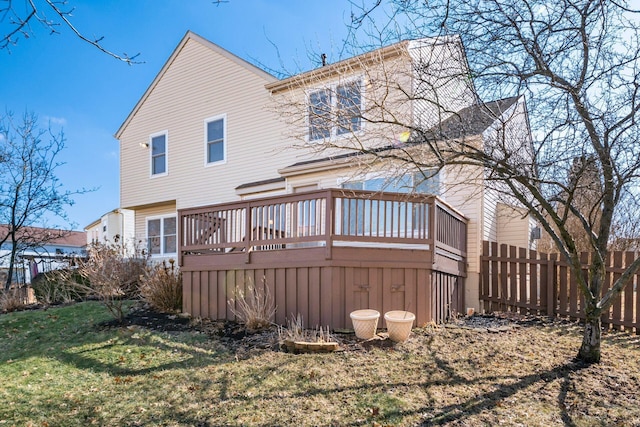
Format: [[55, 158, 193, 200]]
[[481, 240, 490, 312], [547, 254, 556, 319]]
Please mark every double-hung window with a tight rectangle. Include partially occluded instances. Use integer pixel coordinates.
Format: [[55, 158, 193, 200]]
[[205, 115, 226, 165], [309, 90, 331, 141], [336, 80, 362, 135], [308, 78, 362, 141], [150, 132, 167, 176], [147, 215, 177, 256]]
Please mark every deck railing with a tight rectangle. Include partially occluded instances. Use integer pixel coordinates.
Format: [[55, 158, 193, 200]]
[[179, 189, 467, 263]]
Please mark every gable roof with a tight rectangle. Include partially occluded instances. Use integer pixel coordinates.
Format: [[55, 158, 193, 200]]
[[279, 97, 521, 174], [423, 96, 520, 141], [115, 31, 277, 139], [266, 35, 468, 95], [266, 40, 409, 94]]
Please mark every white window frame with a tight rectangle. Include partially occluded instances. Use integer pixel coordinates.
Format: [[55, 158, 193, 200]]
[[149, 130, 169, 178], [307, 76, 364, 142], [204, 113, 227, 167], [146, 214, 177, 257]]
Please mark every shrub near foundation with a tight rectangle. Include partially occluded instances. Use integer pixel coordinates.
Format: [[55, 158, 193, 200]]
[[139, 259, 182, 313]]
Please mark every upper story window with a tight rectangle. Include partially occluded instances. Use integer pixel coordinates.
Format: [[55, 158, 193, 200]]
[[147, 215, 177, 256], [308, 78, 362, 141], [205, 115, 226, 165], [150, 132, 167, 176], [336, 80, 362, 135]]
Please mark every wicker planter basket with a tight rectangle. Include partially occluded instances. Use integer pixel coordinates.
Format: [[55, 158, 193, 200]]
[[384, 310, 415, 342], [350, 309, 380, 339]]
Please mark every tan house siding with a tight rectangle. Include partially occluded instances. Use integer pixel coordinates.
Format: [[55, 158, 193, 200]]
[[119, 33, 298, 213], [408, 37, 476, 130], [270, 51, 414, 156], [496, 203, 531, 248]]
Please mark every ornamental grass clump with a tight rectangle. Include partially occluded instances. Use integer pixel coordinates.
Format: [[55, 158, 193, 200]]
[[228, 276, 276, 331], [277, 313, 333, 344], [139, 259, 182, 313]]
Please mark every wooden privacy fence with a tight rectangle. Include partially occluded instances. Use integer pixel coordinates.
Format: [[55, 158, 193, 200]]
[[480, 241, 639, 334]]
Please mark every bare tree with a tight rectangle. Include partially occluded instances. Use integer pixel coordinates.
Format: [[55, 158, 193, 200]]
[[0, 112, 87, 289], [276, 0, 640, 363], [0, 0, 140, 63]]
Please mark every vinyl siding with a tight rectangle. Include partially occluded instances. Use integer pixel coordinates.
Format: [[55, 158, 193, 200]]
[[496, 203, 530, 248], [440, 163, 484, 274], [409, 37, 476, 130], [271, 53, 414, 155], [119, 37, 297, 213], [480, 98, 534, 252]]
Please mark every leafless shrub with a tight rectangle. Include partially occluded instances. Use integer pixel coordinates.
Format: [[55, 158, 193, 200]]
[[228, 276, 276, 331], [0, 288, 27, 313], [78, 241, 147, 322], [31, 270, 88, 305], [139, 259, 182, 313]]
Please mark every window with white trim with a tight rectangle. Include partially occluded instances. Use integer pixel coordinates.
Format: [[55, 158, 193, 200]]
[[150, 132, 167, 176], [205, 115, 226, 164], [308, 78, 362, 141], [147, 215, 177, 256]]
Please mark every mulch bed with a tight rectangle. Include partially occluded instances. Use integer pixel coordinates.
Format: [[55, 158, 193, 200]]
[[96, 303, 574, 356]]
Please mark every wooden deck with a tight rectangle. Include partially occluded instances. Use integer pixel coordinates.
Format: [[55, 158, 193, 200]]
[[179, 189, 467, 329]]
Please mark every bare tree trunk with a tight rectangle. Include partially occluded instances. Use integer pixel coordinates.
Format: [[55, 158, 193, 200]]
[[5, 246, 17, 290], [5, 228, 18, 290], [578, 311, 602, 363]]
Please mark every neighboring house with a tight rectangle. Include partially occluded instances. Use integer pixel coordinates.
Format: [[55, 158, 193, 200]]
[[85, 208, 136, 254], [116, 31, 536, 328], [0, 225, 86, 286]]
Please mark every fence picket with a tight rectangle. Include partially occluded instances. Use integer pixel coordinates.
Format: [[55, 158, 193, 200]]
[[480, 241, 639, 334]]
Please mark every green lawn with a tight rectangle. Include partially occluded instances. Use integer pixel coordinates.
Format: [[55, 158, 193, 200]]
[[1, 301, 639, 426]]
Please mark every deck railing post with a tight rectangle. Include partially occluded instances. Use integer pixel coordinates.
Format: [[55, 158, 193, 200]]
[[429, 199, 437, 262], [325, 189, 333, 260], [244, 202, 251, 263], [177, 210, 183, 267]]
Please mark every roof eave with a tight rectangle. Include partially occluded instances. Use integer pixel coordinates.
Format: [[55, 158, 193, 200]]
[[115, 31, 277, 139], [266, 41, 409, 94]]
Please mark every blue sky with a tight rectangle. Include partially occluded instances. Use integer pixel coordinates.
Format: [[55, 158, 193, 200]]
[[0, 0, 370, 230]]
